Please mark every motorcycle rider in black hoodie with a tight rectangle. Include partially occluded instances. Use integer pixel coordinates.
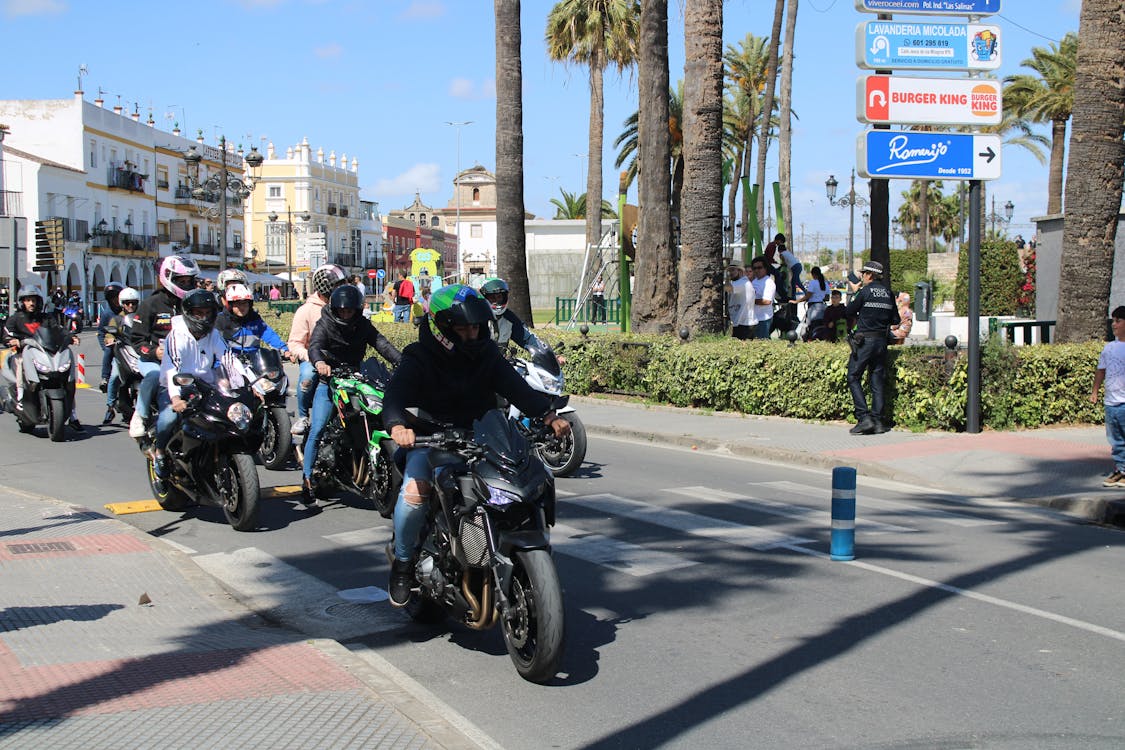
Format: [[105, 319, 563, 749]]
[[302, 284, 402, 507], [380, 284, 570, 607], [128, 255, 200, 438]]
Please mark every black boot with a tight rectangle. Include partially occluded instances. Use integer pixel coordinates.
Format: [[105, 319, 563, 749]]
[[102, 407, 116, 425], [389, 558, 414, 607], [871, 418, 889, 434], [849, 417, 876, 435], [299, 476, 320, 511]]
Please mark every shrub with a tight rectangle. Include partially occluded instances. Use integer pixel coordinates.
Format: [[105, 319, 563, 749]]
[[954, 238, 1023, 316]]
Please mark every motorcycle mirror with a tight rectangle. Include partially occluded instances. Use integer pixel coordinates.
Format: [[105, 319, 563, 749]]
[[172, 373, 196, 388]]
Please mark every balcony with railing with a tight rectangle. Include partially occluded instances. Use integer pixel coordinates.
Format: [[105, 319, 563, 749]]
[[90, 231, 158, 254], [107, 163, 148, 193], [174, 185, 193, 202], [327, 203, 338, 216], [0, 190, 23, 217], [329, 251, 358, 268]]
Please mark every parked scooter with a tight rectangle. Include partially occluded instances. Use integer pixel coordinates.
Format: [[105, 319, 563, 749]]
[[508, 343, 586, 477], [389, 407, 566, 683], [141, 373, 272, 531], [0, 327, 77, 441], [297, 358, 400, 516]]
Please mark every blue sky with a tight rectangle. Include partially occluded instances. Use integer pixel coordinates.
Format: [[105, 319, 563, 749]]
[[1, 0, 1081, 253]]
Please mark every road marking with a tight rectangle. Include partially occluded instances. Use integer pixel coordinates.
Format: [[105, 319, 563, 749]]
[[779, 543, 1125, 644], [667, 485, 914, 535], [325, 526, 393, 552], [104, 485, 305, 516], [567, 493, 814, 550], [756, 480, 1001, 527], [194, 547, 402, 639], [552, 523, 698, 577]]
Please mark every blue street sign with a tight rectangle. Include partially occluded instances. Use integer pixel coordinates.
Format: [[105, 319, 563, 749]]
[[858, 130, 1002, 180], [857, 21, 1001, 71], [376, 268, 386, 279], [855, 0, 1000, 14]]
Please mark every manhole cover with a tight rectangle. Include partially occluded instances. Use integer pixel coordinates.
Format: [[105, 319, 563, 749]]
[[324, 602, 382, 618], [7, 541, 78, 554]]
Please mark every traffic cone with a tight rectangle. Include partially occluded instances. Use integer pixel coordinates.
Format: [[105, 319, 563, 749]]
[[76, 352, 90, 389]]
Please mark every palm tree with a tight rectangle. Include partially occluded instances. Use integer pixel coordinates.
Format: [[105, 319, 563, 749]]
[[753, 0, 785, 226], [1056, 1, 1125, 342], [495, 0, 533, 322], [546, 0, 640, 260], [549, 188, 617, 219], [1004, 32, 1077, 215], [630, 0, 677, 333], [777, 0, 799, 235], [614, 82, 684, 220], [677, 0, 725, 333]]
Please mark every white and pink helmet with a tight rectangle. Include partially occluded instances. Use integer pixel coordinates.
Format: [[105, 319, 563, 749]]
[[158, 255, 201, 299]]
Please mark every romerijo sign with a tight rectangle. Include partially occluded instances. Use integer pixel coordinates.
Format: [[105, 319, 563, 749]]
[[858, 130, 1002, 180], [858, 75, 1001, 125]]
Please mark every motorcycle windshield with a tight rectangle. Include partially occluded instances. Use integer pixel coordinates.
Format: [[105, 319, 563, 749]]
[[472, 410, 530, 466], [360, 357, 391, 386], [527, 344, 560, 377], [254, 348, 282, 373], [34, 326, 68, 353]]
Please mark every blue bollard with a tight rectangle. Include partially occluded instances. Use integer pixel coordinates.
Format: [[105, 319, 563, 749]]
[[830, 466, 856, 561]]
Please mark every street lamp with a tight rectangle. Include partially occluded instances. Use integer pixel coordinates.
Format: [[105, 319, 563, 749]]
[[825, 168, 869, 274], [985, 196, 1014, 236], [268, 208, 310, 287], [445, 120, 473, 281], [183, 135, 264, 270]]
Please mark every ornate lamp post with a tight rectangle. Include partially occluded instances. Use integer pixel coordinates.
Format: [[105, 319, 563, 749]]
[[825, 168, 869, 274], [182, 136, 264, 270], [985, 196, 1014, 237]]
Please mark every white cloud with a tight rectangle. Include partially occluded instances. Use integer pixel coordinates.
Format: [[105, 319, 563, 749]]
[[449, 77, 496, 101], [4, 0, 66, 17], [399, 1, 445, 20], [369, 163, 442, 199], [314, 42, 343, 59]]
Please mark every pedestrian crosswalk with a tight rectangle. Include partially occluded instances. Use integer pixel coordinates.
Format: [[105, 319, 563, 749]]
[[185, 478, 1007, 638]]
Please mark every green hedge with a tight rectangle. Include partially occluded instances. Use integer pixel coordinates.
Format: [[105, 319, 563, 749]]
[[268, 310, 1105, 432], [889, 249, 927, 295], [954, 239, 1023, 316]]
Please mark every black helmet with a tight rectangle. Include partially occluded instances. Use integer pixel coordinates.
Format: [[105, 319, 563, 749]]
[[427, 284, 494, 358], [181, 288, 219, 339], [104, 281, 124, 313], [327, 284, 364, 329]]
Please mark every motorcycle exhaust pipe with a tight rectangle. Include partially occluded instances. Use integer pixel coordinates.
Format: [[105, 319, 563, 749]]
[[461, 572, 496, 630]]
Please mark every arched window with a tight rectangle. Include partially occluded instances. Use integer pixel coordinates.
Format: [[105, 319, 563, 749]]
[[420, 213, 426, 225], [472, 187, 480, 204], [431, 216, 439, 227]]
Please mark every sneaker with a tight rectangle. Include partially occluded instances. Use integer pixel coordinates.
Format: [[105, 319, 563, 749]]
[[102, 408, 116, 425], [290, 416, 309, 436], [68, 418, 84, 432], [299, 476, 320, 510], [152, 451, 168, 479], [388, 558, 414, 607], [849, 417, 876, 435], [871, 419, 889, 435], [1103, 471, 1125, 488], [99, 378, 108, 393], [128, 411, 147, 439]]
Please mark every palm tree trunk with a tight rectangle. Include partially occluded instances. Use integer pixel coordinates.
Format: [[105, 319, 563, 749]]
[[754, 0, 785, 224], [495, 0, 532, 322], [1056, 0, 1125, 342], [586, 50, 606, 260], [631, 0, 676, 333], [677, 0, 725, 333], [778, 0, 798, 236], [1047, 117, 1067, 215]]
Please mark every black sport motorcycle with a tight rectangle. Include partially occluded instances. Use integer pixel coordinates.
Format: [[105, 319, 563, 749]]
[[232, 347, 291, 470], [390, 407, 566, 683], [143, 373, 270, 531]]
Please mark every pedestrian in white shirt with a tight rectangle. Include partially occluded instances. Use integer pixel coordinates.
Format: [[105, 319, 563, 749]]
[[748, 256, 776, 339], [725, 265, 753, 340]]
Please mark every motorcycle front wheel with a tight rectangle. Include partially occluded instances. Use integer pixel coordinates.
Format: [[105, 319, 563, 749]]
[[359, 438, 402, 518], [501, 549, 565, 684], [536, 413, 587, 478], [217, 453, 261, 531], [258, 406, 292, 470], [46, 395, 66, 442]]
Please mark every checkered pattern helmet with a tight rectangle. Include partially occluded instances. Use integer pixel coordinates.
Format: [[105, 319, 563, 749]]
[[312, 264, 347, 298]]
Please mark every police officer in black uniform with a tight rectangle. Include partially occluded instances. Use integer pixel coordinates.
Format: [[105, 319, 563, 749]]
[[844, 261, 900, 435]]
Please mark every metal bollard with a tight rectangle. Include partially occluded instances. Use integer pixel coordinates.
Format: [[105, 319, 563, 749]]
[[830, 466, 856, 561]]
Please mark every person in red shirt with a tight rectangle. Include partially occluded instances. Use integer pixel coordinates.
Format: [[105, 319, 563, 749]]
[[392, 271, 415, 323]]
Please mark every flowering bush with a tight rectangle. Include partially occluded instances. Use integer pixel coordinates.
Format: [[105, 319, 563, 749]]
[[1016, 250, 1037, 316]]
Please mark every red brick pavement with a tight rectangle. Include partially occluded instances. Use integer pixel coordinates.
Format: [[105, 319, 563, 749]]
[[0, 640, 364, 721], [0, 534, 151, 561]]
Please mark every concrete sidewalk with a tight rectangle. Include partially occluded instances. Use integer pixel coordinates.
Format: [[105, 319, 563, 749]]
[[0, 486, 493, 750], [574, 396, 1125, 528]]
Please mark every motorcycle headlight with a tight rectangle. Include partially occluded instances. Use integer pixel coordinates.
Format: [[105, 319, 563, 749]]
[[252, 378, 276, 397], [539, 373, 564, 395], [484, 484, 520, 509], [58, 361, 71, 373], [364, 394, 383, 411], [227, 402, 252, 431], [33, 360, 53, 373]]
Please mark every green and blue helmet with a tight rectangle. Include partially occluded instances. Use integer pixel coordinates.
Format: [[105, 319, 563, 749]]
[[427, 284, 494, 356]]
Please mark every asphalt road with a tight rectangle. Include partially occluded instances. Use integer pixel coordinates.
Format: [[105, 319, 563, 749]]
[[2, 359, 1123, 749]]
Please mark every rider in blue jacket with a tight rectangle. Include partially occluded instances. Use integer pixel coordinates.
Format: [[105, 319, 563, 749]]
[[215, 283, 291, 356]]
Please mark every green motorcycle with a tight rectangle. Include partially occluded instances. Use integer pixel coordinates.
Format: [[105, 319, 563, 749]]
[[296, 359, 401, 517]]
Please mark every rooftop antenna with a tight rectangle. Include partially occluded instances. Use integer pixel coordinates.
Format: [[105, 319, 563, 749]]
[[76, 64, 88, 93]]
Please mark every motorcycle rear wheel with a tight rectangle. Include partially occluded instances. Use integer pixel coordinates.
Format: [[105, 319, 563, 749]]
[[259, 406, 292, 470], [218, 453, 261, 531], [47, 396, 66, 442], [501, 549, 565, 684], [536, 413, 587, 478]]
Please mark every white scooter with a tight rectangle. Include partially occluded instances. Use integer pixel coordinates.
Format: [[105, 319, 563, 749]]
[[508, 343, 587, 477]]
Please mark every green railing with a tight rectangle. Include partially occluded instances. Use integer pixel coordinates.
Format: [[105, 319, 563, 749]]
[[554, 297, 620, 325], [266, 300, 301, 314], [988, 318, 1057, 345]]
